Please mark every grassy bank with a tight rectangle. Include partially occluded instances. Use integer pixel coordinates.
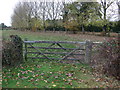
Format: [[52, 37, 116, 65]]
[[3, 61, 120, 88]]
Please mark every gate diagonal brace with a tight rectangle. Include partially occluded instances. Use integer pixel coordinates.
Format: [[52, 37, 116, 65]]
[[69, 53, 83, 64], [56, 43, 66, 50], [28, 43, 51, 60], [61, 47, 80, 60], [48, 43, 56, 47], [43, 43, 56, 52]]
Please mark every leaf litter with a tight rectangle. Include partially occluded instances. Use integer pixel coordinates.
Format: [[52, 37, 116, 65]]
[[2, 61, 120, 88]]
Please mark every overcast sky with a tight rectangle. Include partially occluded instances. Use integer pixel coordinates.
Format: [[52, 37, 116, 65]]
[[0, 0, 66, 26], [0, 0, 118, 26], [0, 0, 20, 26]]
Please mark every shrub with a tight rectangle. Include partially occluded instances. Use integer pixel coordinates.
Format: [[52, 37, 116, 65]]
[[91, 37, 120, 80], [2, 40, 14, 65], [2, 35, 23, 66]]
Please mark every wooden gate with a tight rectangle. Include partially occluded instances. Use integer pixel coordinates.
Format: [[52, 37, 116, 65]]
[[24, 39, 99, 64]]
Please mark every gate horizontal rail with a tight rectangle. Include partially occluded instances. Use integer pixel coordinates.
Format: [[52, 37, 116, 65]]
[[27, 46, 85, 50], [27, 52, 85, 55], [27, 57, 82, 61], [24, 40, 86, 44]]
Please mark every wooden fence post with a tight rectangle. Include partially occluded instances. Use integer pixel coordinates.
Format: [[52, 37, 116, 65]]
[[85, 41, 93, 64], [118, 33, 120, 59], [24, 38, 28, 61], [118, 32, 120, 45]]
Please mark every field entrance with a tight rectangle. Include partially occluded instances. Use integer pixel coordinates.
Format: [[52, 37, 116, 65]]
[[2, 30, 120, 88], [24, 40, 87, 63]]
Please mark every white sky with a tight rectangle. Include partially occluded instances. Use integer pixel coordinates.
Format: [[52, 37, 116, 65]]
[[0, 0, 20, 26], [0, 0, 74, 26], [0, 0, 119, 26], [0, 0, 69, 26]]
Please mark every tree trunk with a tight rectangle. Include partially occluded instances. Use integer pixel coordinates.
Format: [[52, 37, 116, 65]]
[[102, 0, 107, 35], [82, 25, 85, 34], [103, 4, 107, 35], [117, 2, 120, 21], [43, 6, 46, 32]]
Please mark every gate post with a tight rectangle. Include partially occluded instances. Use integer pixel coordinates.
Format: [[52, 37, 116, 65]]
[[24, 38, 28, 61], [118, 33, 120, 59], [118, 32, 120, 46], [85, 41, 93, 64]]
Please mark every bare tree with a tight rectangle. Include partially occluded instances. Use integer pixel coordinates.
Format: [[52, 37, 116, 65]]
[[39, 1, 47, 31], [116, 0, 120, 20], [12, 2, 27, 30], [11, 1, 33, 30], [45, 1, 64, 31], [116, 0, 120, 32], [99, 0, 115, 34], [11, 0, 66, 31]]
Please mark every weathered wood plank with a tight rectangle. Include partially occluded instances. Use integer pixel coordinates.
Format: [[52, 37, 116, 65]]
[[24, 40, 86, 44], [24, 40, 102, 45], [85, 41, 93, 64], [27, 51, 85, 55], [28, 57, 82, 61], [56, 43, 66, 50], [61, 47, 80, 60], [27, 46, 85, 50], [24, 38, 28, 61], [28, 43, 51, 60]]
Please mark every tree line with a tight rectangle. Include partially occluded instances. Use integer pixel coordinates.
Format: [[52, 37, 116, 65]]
[[11, 0, 120, 34], [0, 23, 8, 30]]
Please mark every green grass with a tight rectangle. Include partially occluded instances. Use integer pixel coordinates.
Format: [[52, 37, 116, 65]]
[[0, 70, 1, 88], [2, 30, 82, 41], [2, 61, 89, 88], [3, 61, 120, 88], [2, 30, 120, 88]]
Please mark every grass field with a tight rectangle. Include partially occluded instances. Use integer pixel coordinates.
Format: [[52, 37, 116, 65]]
[[3, 60, 120, 88], [2, 30, 113, 41], [2, 30, 80, 41], [2, 30, 120, 88]]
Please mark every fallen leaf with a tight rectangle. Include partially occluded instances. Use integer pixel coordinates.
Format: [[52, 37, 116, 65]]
[[16, 82, 20, 84], [52, 85, 56, 87], [17, 73, 20, 77], [44, 80, 48, 83], [66, 73, 73, 77], [52, 81, 54, 83]]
